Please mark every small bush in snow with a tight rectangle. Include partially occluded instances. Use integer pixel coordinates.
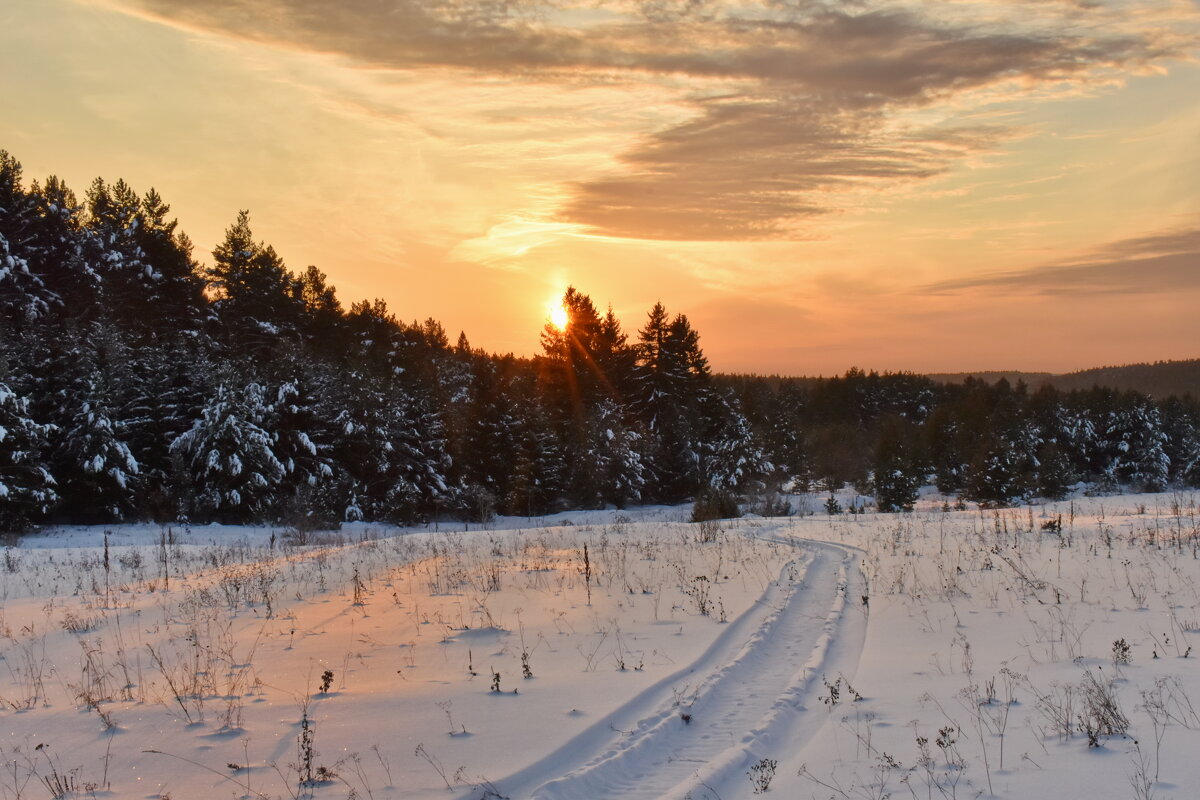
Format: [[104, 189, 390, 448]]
[[747, 757, 777, 793], [1112, 638, 1132, 666], [691, 488, 740, 523]]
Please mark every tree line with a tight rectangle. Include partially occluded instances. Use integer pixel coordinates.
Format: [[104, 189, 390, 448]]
[[1, 149, 1198, 529]]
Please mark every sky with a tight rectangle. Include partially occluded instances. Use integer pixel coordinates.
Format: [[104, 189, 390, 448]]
[[1, 0, 1198, 375]]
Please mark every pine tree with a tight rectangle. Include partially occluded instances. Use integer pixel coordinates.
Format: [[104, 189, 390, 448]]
[[760, 381, 810, 492], [1162, 396, 1200, 487], [269, 376, 339, 523], [170, 384, 286, 522], [1121, 396, 1170, 492], [962, 386, 1036, 507], [85, 179, 207, 337], [593, 399, 646, 508], [1028, 388, 1076, 500], [115, 337, 209, 520], [26, 175, 102, 319], [873, 416, 923, 512], [385, 385, 452, 524], [632, 303, 705, 500], [0, 381, 57, 530], [1091, 392, 1170, 492], [51, 370, 139, 522], [506, 397, 566, 517], [0, 151, 51, 326], [297, 265, 345, 353], [697, 390, 767, 497], [540, 287, 607, 404], [964, 433, 1025, 507], [458, 360, 523, 513], [207, 211, 301, 359]]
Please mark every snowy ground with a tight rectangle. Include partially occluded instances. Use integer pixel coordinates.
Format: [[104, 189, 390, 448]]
[[1, 490, 1198, 799]]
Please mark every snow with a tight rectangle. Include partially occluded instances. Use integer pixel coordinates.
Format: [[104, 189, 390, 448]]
[[1, 492, 1199, 799]]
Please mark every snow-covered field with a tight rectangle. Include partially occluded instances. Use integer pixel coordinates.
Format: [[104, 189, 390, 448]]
[[2, 491, 1199, 799]]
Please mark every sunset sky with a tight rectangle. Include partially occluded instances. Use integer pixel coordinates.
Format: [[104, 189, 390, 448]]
[[2, 0, 1198, 375]]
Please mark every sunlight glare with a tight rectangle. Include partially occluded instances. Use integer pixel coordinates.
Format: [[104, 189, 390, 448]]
[[549, 303, 569, 331]]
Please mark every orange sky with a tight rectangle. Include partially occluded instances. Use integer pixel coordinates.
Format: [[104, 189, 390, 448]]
[[2, 0, 1198, 375]]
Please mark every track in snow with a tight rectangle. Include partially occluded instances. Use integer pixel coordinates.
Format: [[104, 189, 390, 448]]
[[494, 533, 868, 800]]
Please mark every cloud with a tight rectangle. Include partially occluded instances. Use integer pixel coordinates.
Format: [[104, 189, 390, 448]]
[[924, 223, 1200, 295], [100, 0, 1198, 240], [562, 95, 1019, 239]]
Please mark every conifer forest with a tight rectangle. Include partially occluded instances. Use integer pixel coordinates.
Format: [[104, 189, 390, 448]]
[[2, 149, 1199, 531]]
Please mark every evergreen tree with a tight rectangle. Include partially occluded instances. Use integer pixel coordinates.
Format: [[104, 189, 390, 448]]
[[26, 175, 102, 319], [760, 381, 810, 492], [540, 287, 608, 405], [207, 211, 301, 359], [631, 303, 711, 500], [6, 146, 1200, 527], [1162, 396, 1200, 487], [296, 265, 345, 353], [593, 399, 646, 508], [170, 384, 286, 522], [0, 380, 57, 530], [1117, 396, 1170, 492], [961, 385, 1036, 506], [873, 416, 923, 512], [697, 390, 767, 496], [51, 369, 139, 522], [506, 395, 566, 517], [1028, 388, 1076, 499], [269, 376, 339, 521], [0, 151, 51, 326], [117, 338, 209, 520]]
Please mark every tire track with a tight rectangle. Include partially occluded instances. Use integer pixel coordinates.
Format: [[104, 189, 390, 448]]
[[496, 535, 868, 799]]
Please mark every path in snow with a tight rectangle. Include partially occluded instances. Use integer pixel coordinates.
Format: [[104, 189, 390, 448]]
[[495, 532, 869, 800]]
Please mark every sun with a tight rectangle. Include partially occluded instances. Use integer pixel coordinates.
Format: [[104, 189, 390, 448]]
[[549, 303, 569, 331]]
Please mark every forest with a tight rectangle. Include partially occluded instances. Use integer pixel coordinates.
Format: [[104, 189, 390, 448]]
[[2, 148, 1199, 530]]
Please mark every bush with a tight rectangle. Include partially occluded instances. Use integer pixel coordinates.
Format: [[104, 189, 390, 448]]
[[450, 484, 497, 523], [279, 500, 342, 544], [748, 757, 778, 793], [751, 493, 793, 517], [1078, 668, 1129, 747], [691, 488, 741, 522]]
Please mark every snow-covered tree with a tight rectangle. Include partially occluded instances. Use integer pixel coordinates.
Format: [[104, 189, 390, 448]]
[[170, 384, 285, 522], [0, 151, 51, 325], [0, 381, 57, 530], [594, 400, 646, 508], [207, 211, 301, 359], [698, 391, 768, 497], [873, 416, 923, 512], [52, 374, 139, 522], [1117, 397, 1170, 492], [1162, 396, 1200, 487], [1091, 393, 1170, 492], [506, 402, 566, 517], [269, 378, 338, 521]]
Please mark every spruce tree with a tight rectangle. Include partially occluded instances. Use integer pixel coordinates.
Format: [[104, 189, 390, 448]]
[[170, 384, 286, 522], [208, 211, 301, 359], [873, 416, 923, 512], [0, 151, 51, 326], [0, 381, 57, 530], [51, 369, 139, 522]]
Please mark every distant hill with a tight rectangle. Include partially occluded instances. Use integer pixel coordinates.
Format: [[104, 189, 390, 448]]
[[926, 359, 1200, 399]]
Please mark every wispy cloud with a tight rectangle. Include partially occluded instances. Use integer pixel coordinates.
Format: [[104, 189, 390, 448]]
[[924, 223, 1200, 295], [98, 0, 1199, 241]]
